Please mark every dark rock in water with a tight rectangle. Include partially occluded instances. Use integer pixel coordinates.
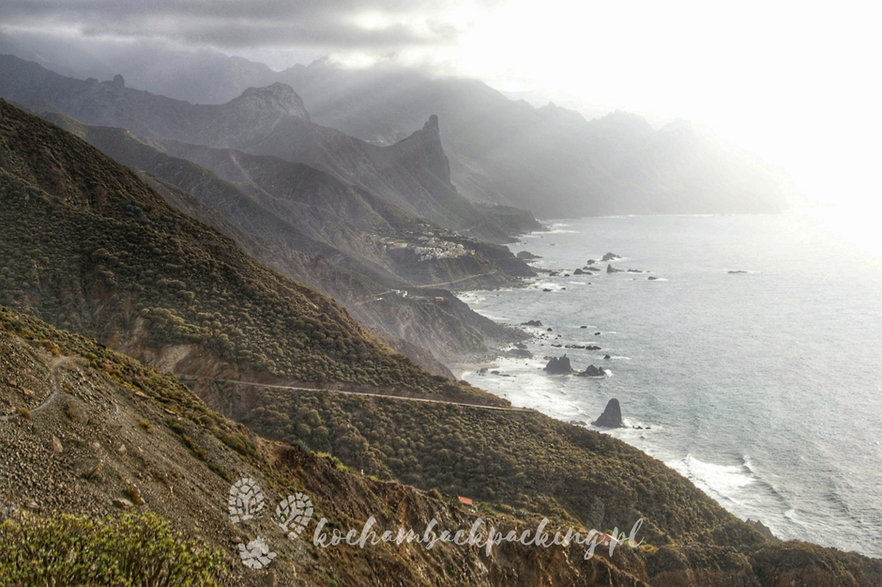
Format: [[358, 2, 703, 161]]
[[549, 271, 560, 276], [647, 276, 659, 281], [603, 354, 611, 360], [627, 268, 644, 273], [586, 266, 602, 272], [580, 325, 588, 329], [477, 368, 487, 375], [576, 365, 606, 377], [521, 320, 543, 327], [551, 343, 562, 348], [542, 288, 552, 292], [607, 264, 624, 273], [728, 270, 748, 274], [586, 259, 597, 265], [547, 328, 553, 332], [602, 252, 621, 262], [573, 268, 586, 275], [517, 251, 542, 260], [490, 370, 500, 375], [586, 345, 602, 350], [543, 355, 573, 374], [592, 398, 625, 428], [745, 519, 776, 540], [594, 332, 601, 336]]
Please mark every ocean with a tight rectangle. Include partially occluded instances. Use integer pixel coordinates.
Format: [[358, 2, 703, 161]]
[[459, 210, 882, 558]]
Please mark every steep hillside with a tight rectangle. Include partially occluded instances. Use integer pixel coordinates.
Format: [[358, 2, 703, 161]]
[[0, 55, 541, 242], [0, 98, 497, 404], [0, 306, 653, 585], [36, 112, 525, 367], [4, 304, 880, 586]]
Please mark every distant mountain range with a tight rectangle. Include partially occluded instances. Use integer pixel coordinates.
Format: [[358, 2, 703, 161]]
[[0, 37, 795, 218], [0, 55, 541, 370], [0, 55, 538, 243]]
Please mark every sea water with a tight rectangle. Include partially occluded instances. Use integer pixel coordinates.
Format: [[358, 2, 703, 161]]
[[460, 210, 882, 558]]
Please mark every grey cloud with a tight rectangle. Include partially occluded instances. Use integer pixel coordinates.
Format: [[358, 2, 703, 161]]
[[0, 0, 501, 50]]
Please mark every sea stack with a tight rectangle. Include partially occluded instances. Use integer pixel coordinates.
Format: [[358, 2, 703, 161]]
[[592, 398, 625, 428], [543, 355, 573, 374]]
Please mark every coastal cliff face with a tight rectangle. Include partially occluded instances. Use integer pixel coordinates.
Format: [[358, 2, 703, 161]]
[[0, 307, 650, 586]]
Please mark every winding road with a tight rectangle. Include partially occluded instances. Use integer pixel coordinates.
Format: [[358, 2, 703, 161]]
[[182, 377, 533, 413]]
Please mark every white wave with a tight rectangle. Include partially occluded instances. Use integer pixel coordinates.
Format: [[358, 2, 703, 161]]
[[667, 454, 756, 506], [532, 282, 566, 291]]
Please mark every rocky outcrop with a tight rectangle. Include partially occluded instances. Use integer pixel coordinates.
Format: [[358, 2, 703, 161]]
[[602, 252, 621, 262], [592, 398, 625, 427], [576, 365, 607, 377], [543, 355, 573, 374], [516, 250, 541, 260], [745, 518, 776, 540], [607, 264, 624, 273]]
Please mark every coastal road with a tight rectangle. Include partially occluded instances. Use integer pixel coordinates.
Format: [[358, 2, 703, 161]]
[[181, 377, 533, 413]]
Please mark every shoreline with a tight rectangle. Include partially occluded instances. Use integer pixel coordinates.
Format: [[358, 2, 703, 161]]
[[445, 215, 882, 560]]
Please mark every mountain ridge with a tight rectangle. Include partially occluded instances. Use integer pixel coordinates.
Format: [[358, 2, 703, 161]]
[[0, 98, 498, 404], [0, 54, 541, 242]]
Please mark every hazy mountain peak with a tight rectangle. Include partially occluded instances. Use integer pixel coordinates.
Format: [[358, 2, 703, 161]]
[[423, 113, 440, 133], [231, 81, 310, 120], [596, 109, 654, 133]]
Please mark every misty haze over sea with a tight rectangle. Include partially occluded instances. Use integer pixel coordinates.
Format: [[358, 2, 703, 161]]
[[461, 210, 882, 558]]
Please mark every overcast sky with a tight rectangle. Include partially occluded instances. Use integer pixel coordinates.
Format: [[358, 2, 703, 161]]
[[3, 0, 880, 207]]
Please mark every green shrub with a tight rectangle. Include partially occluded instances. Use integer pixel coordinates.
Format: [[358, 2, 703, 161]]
[[0, 512, 223, 586]]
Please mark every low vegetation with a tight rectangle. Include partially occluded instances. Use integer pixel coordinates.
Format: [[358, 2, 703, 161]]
[[0, 512, 224, 586]]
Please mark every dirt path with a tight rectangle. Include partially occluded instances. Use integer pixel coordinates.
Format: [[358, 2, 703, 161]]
[[1, 355, 75, 422]]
